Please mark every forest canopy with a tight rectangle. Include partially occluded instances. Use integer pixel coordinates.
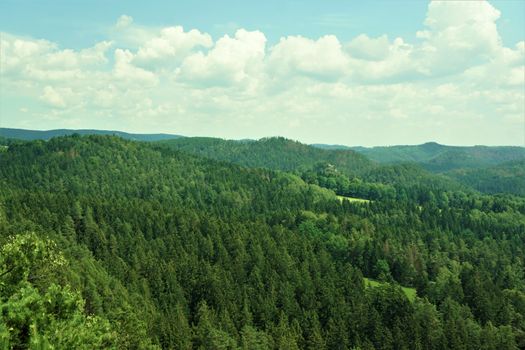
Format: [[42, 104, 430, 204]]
[[0, 135, 523, 349]]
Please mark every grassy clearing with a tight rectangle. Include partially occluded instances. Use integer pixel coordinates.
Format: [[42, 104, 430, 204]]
[[364, 277, 417, 302], [337, 195, 370, 203]]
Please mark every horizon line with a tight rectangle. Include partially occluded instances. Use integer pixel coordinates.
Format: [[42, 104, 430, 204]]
[[1, 126, 524, 149]]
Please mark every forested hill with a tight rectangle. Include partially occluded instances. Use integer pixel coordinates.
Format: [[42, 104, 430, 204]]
[[159, 136, 373, 174], [4, 129, 522, 196], [447, 160, 525, 196], [0, 127, 182, 142], [372, 144, 525, 196], [1, 135, 524, 349], [346, 142, 525, 171], [313, 141, 525, 196], [159, 137, 470, 200]]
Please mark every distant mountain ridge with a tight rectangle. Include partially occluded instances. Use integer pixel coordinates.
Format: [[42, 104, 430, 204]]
[[0, 127, 183, 142], [3, 128, 524, 196], [311, 144, 352, 150], [163, 137, 524, 197], [158, 137, 475, 199], [326, 142, 525, 171]]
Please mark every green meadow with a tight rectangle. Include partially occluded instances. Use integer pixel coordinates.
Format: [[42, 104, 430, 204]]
[[364, 278, 417, 302]]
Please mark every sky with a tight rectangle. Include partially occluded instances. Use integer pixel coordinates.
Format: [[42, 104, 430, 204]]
[[0, 0, 524, 146]]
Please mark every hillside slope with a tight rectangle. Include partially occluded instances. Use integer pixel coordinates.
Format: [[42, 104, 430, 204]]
[[447, 160, 525, 196], [160, 136, 373, 174], [160, 137, 470, 200], [1, 135, 524, 349], [348, 142, 525, 171], [0, 127, 182, 142]]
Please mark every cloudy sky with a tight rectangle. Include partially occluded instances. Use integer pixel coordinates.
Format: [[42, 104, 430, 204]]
[[1, 0, 524, 146]]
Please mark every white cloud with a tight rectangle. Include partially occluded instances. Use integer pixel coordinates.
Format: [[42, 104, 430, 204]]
[[417, 0, 503, 75], [42, 41, 112, 69], [348, 37, 418, 82], [0, 33, 111, 82], [424, 1, 500, 31], [346, 34, 390, 61], [268, 35, 349, 81], [116, 15, 133, 29], [134, 26, 212, 67], [40, 86, 67, 108], [111, 15, 155, 48], [176, 29, 266, 87], [113, 49, 158, 86], [344, 1, 508, 81], [1, 2, 524, 146]]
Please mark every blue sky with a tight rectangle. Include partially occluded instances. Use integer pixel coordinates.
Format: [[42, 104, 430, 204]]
[[1, 1, 524, 146], [2, 1, 523, 48]]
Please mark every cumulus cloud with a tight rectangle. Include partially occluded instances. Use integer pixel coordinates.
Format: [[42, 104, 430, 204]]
[[0, 33, 111, 81], [1, 1, 524, 146], [417, 1, 503, 74], [40, 86, 67, 108], [176, 29, 266, 87], [134, 26, 212, 67], [348, 37, 418, 83], [113, 49, 158, 85], [116, 15, 133, 29], [0, 34, 53, 75], [462, 40, 525, 86], [42, 41, 112, 69], [424, 1, 500, 31], [346, 34, 390, 61], [268, 35, 348, 81], [345, 1, 508, 81]]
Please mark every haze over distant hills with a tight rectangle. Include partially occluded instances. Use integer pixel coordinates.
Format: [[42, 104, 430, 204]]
[[345, 142, 525, 170], [159, 137, 525, 197], [159, 136, 373, 174], [315, 142, 525, 171], [2, 127, 524, 196], [0, 127, 182, 142]]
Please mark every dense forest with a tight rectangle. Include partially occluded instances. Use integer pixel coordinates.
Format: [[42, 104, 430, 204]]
[[162, 137, 525, 197], [446, 160, 525, 197], [3, 128, 523, 196], [1, 135, 524, 349], [347, 142, 525, 170], [159, 137, 373, 175], [348, 142, 525, 196]]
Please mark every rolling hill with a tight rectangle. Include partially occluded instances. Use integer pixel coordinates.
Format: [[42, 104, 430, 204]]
[[447, 160, 525, 196], [159, 137, 473, 199], [159, 136, 374, 175], [0, 127, 182, 142], [1, 135, 524, 348], [3, 128, 523, 196], [346, 142, 525, 171]]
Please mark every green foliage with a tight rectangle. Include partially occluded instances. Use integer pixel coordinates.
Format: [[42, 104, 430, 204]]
[[0, 135, 523, 349], [159, 136, 373, 175], [160, 137, 479, 201], [364, 278, 417, 302], [350, 142, 525, 170], [447, 160, 525, 196], [336, 195, 370, 203], [0, 233, 116, 349], [0, 233, 65, 294], [350, 142, 525, 196]]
